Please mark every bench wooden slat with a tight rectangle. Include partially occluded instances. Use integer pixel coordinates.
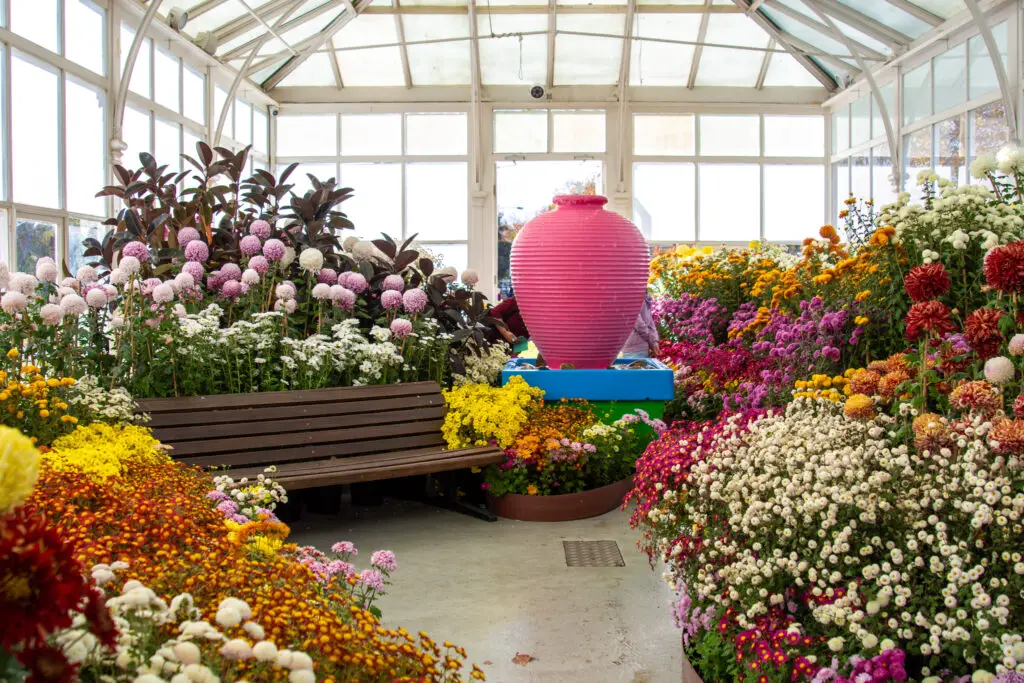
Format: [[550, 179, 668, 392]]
[[185, 432, 447, 469], [136, 381, 441, 414], [153, 405, 446, 442], [144, 393, 444, 428]]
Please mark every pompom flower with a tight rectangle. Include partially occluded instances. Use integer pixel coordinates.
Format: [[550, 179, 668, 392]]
[[121, 241, 150, 262], [221, 263, 242, 281], [844, 393, 875, 420], [241, 269, 260, 285], [984, 241, 1024, 294], [281, 247, 296, 269], [965, 308, 1004, 359], [221, 280, 242, 299], [461, 269, 480, 287], [76, 265, 97, 283], [329, 286, 356, 312], [35, 257, 58, 283], [905, 300, 956, 342], [382, 274, 405, 292], [249, 219, 272, 240], [248, 255, 270, 275], [183, 241, 209, 263], [1009, 333, 1024, 357], [381, 290, 402, 310], [182, 261, 205, 282], [39, 303, 63, 325], [85, 288, 108, 309], [298, 248, 324, 273], [346, 272, 368, 294], [317, 268, 338, 285], [1, 291, 27, 314], [9, 273, 37, 295], [60, 293, 87, 316], [390, 318, 413, 339], [275, 282, 297, 301], [0, 426, 40, 515], [263, 239, 286, 262], [176, 227, 201, 245], [239, 234, 262, 256], [119, 255, 141, 274], [311, 283, 331, 300], [904, 263, 950, 302], [370, 550, 397, 573], [173, 272, 195, 291], [984, 356, 1016, 385], [152, 283, 175, 304], [402, 288, 428, 314]]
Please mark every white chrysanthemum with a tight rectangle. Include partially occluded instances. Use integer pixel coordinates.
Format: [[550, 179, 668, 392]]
[[85, 288, 108, 309], [281, 246, 296, 268], [971, 153, 998, 179], [110, 268, 128, 285], [241, 268, 260, 285], [243, 621, 265, 640], [173, 641, 202, 665], [289, 671, 315, 683], [298, 248, 324, 273], [219, 638, 253, 660], [60, 293, 87, 316], [119, 255, 141, 274], [288, 651, 313, 671], [984, 356, 1015, 385], [352, 241, 378, 262], [252, 640, 277, 661], [218, 597, 252, 620], [311, 283, 330, 300], [39, 303, 63, 325], [0, 291, 27, 314], [215, 606, 242, 628], [460, 269, 479, 286], [9, 273, 38, 295], [76, 265, 98, 283], [153, 283, 175, 304], [343, 235, 360, 251], [35, 257, 57, 283], [174, 272, 195, 292]]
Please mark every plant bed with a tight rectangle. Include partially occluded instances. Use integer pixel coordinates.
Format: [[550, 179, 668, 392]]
[[486, 475, 634, 522]]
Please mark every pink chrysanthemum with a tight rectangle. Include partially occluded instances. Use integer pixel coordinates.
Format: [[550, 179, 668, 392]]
[[220, 263, 242, 281], [248, 255, 270, 275], [221, 280, 243, 299], [182, 261, 205, 282], [249, 219, 272, 240], [318, 268, 338, 285], [239, 235, 262, 256], [263, 238, 286, 262], [359, 569, 385, 592], [346, 273, 368, 294], [184, 240, 209, 263], [370, 550, 397, 573], [390, 318, 413, 339], [381, 290, 402, 310], [402, 288, 428, 314], [330, 286, 356, 312], [382, 274, 405, 292], [121, 241, 150, 261], [177, 227, 201, 245], [331, 541, 357, 555]]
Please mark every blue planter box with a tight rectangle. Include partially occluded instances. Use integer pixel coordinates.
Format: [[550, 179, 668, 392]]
[[501, 357, 675, 401]]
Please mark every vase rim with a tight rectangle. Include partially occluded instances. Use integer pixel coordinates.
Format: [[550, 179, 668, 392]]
[[553, 194, 608, 208]]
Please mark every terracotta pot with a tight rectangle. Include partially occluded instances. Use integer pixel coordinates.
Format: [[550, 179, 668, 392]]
[[510, 195, 649, 369], [487, 477, 634, 522]]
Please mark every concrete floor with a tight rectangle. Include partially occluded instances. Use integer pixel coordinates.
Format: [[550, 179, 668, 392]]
[[290, 499, 683, 683]]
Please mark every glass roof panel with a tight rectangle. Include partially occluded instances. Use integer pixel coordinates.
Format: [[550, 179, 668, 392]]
[[761, 9, 850, 57], [703, 14, 769, 50], [402, 14, 471, 41], [401, 0, 468, 5], [281, 51, 335, 86], [407, 42, 472, 85], [184, 0, 248, 37], [636, 0, 704, 4], [558, 0, 626, 5], [278, 12, 342, 48], [762, 51, 824, 87], [772, 0, 891, 55], [334, 14, 400, 47], [218, 25, 267, 56], [477, 15, 548, 85], [555, 14, 624, 85], [335, 46, 407, 86], [832, 0, 931, 39], [915, 0, 965, 19], [250, 59, 289, 84], [630, 41, 694, 86], [634, 12, 702, 41], [695, 46, 764, 87]]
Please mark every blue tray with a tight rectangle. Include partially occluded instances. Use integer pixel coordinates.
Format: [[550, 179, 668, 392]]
[[501, 357, 675, 401]]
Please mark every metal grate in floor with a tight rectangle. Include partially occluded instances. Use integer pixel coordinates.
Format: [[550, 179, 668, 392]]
[[563, 540, 625, 567]]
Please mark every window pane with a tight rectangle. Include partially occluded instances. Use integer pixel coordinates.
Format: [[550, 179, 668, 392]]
[[903, 61, 931, 125], [276, 114, 337, 157], [871, 144, 896, 208], [253, 109, 269, 154], [632, 163, 695, 241], [339, 162, 402, 240], [904, 127, 933, 203], [969, 21, 1007, 100], [15, 218, 56, 273], [341, 114, 401, 156], [833, 159, 849, 219], [933, 43, 966, 114], [426, 243, 468, 274], [832, 106, 849, 153], [214, 86, 230, 139], [406, 163, 468, 240], [0, 209, 8, 264], [936, 116, 966, 188], [122, 106, 151, 167], [66, 0, 105, 74], [494, 110, 547, 153], [764, 116, 824, 157], [970, 101, 1009, 161], [155, 118, 181, 175], [552, 111, 605, 153], [871, 83, 894, 140], [12, 52, 59, 209], [764, 165, 824, 242], [68, 217, 104, 275], [284, 163, 338, 199], [66, 77, 105, 216], [121, 24, 151, 99], [154, 47, 180, 113], [850, 96, 870, 147], [634, 114, 695, 156], [183, 128, 202, 171], [698, 164, 759, 241], [700, 115, 759, 156], [851, 150, 870, 202], [406, 113, 468, 156], [231, 100, 249, 145], [183, 65, 205, 124], [12, 0, 58, 53]]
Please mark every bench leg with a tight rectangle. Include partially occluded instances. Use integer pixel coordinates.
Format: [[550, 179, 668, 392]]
[[423, 474, 497, 522]]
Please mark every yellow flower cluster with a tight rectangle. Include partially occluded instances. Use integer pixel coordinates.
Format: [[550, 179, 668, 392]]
[[44, 423, 169, 481], [226, 519, 290, 558], [442, 375, 544, 449], [0, 360, 81, 446], [0, 425, 40, 514], [792, 370, 854, 402]]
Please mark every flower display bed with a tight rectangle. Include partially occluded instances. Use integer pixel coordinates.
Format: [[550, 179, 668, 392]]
[[487, 476, 634, 522]]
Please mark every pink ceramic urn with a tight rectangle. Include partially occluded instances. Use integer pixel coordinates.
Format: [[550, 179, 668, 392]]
[[510, 195, 650, 369]]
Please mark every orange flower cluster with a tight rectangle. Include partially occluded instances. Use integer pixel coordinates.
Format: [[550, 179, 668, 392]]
[[27, 459, 484, 682], [512, 402, 595, 461], [0, 359, 80, 445]]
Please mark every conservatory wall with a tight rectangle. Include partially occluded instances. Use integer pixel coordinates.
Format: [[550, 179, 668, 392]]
[[826, 1, 1021, 222]]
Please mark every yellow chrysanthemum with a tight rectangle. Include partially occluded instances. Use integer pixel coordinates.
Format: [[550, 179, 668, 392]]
[[0, 425, 40, 514], [44, 424, 168, 481]]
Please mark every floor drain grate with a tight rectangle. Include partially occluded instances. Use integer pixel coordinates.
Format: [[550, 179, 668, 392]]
[[563, 540, 625, 567]]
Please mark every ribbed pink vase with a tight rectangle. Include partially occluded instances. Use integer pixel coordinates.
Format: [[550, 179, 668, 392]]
[[510, 195, 649, 369]]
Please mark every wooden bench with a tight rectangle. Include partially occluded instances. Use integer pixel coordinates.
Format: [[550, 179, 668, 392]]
[[135, 382, 503, 512]]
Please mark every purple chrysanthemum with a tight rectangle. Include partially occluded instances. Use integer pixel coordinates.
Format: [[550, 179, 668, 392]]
[[249, 219, 272, 240], [121, 241, 150, 261], [177, 227, 201, 245], [263, 238, 286, 261], [184, 240, 209, 263], [317, 268, 338, 285]]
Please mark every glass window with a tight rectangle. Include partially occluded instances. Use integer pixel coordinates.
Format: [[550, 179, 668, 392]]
[[406, 163, 468, 240], [851, 150, 871, 203], [235, 100, 251, 145], [183, 128, 202, 170], [11, 52, 59, 209], [406, 114, 468, 156], [121, 24, 152, 99], [871, 144, 897, 208], [276, 115, 337, 157], [832, 107, 849, 153], [968, 21, 1007, 100], [214, 86, 230, 139], [0, 209, 9, 265], [633, 115, 695, 156], [16, 218, 56, 273], [183, 65, 205, 124], [339, 162, 402, 240], [970, 101, 1009, 161], [850, 96, 870, 147], [936, 116, 966, 188], [902, 61, 931, 126], [12, 0, 59, 54], [154, 47, 180, 113], [699, 115, 759, 156], [68, 217, 104, 275], [933, 43, 966, 114], [764, 165, 824, 242], [833, 158, 850, 217], [632, 163, 696, 241], [552, 111, 605, 153], [66, 0, 105, 75], [253, 109, 269, 155], [341, 114, 402, 156], [155, 118, 181, 174], [872, 83, 895, 140], [122, 106, 151, 167], [698, 164, 760, 241], [903, 127, 933, 203], [426, 244, 468, 274], [764, 116, 824, 157], [66, 77, 106, 216], [494, 110, 547, 153]]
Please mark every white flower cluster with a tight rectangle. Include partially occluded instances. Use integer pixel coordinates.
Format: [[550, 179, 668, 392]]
[[66, 375, 145, 425], [453, 342, 510, 386], [213, 467, 288, 519]]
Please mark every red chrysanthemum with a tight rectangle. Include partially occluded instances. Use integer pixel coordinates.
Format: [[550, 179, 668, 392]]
[[964, 307, 1005, 359], [905, 263, 951, 302], [949, 380, 1003, 417], [989, 418, 1024, 455], [905, 300, 957, 342], [1015, 394, 1024, 419], [17, 645, 77, 683], [81, 586, 118, 649], [0, 505, 89, 648], [984, 242, 1024, 294]]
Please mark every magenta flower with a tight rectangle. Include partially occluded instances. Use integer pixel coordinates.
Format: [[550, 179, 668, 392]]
[[249, 219, 272, 240], [402, 288, 428, 314], [382, 274, 405, 292], [248, 255, 270, 275], [216, 500, 239, 515], [263, 238, 286, 261], [206, 490, 230, 502], [184, 240, 209, 263], [239, 234, 262, 256], [390, 318, 413, 339], [370, 550, 397, 573], [359, 568, 385, 592], [181, 261, 205, 283], [318, 268, 338, 285], [330, 285, 356, 312], [346, 272, 368, 294], [381, 290, 402, 310], [177, 227, 201, 245], [121, 241, 150, 261], [331, 541, 357, 555], [220, 263, 242, 281], [221, 280, 243, 299]]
